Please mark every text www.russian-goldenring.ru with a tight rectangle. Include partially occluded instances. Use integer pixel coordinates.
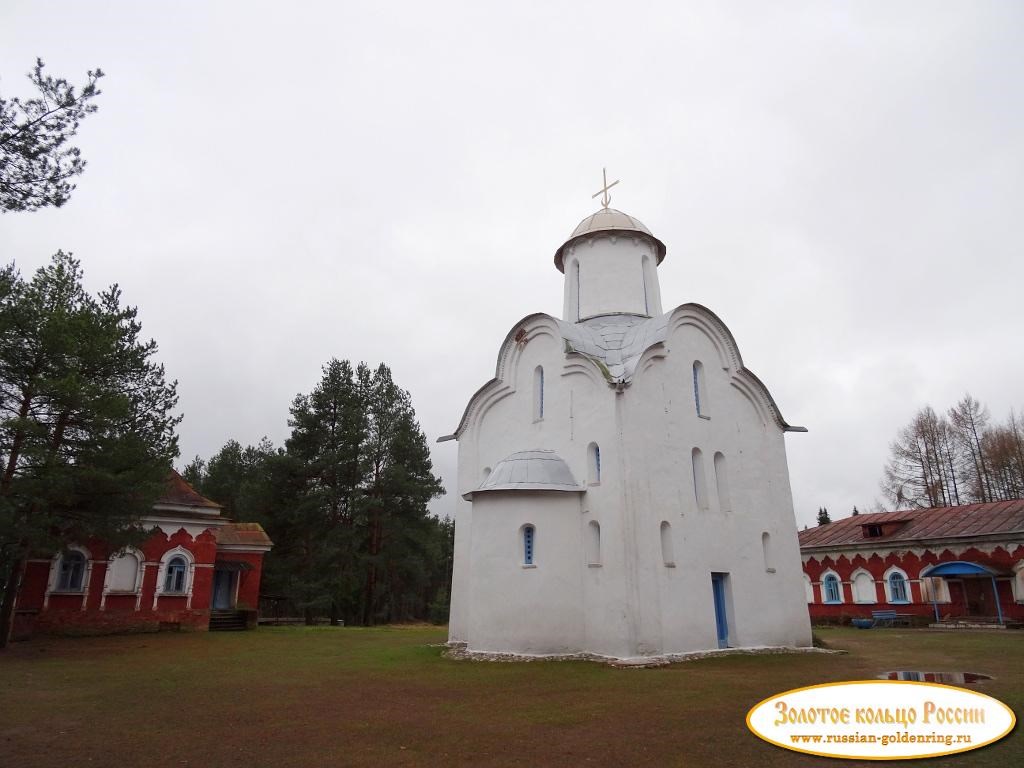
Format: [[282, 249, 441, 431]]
[[789, 732, 973, 747]]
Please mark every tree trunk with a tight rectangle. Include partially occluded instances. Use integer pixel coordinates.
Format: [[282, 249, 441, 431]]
[[0, 391, 33, 496], [362, 509, 381, 627], [0, 548, 27, 649]]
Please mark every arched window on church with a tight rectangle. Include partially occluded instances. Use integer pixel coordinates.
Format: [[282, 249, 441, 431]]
[[660, 521, 676, 567], [587, 442, 601, 485], [522, 525, 536, 566], [586, 521, 601, 566], [714, 452, 731, 512], [691, 447, 708, 510], [693, 361, 707, 417], [533, 366, 544, 421]]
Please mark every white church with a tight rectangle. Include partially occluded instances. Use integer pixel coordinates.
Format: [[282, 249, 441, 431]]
[[441, 179, 812, 660]]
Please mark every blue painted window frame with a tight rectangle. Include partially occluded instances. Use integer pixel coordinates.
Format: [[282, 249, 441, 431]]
[[888, 572, 909, 603], [523, 526, 535, 565], [823, 574, 842, 603]]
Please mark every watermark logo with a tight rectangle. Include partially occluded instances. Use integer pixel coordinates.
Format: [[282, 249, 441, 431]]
[[746, 680, 1015, 760]]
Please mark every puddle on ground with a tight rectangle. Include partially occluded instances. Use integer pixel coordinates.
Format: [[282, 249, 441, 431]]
[[879, 671, 992, 685]]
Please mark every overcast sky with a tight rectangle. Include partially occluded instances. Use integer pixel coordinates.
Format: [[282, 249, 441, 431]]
[[2, 1, 1022, 529]]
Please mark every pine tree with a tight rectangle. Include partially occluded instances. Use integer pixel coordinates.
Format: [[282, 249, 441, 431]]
[[1, 59, 104, 212], [816, 507, 832, 526], [0, 252, 179, 646]]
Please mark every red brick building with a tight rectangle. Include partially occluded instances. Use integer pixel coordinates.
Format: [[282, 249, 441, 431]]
[[12, 472, 273, 639], [800, 500, 1024, 626]]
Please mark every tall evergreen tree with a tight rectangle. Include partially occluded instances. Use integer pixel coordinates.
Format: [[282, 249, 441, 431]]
[[285, 359, 369, 623], [186, 360, 448, 626], [0, 252, 179, 646], [358, 364, 444, 625], [1, 59, 104, 212], [816, 507, 831, 526]]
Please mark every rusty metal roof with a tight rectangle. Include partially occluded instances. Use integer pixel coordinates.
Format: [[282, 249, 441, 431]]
[[214, 522, 274, 548], [157, 470, 222, 510], [799, 499, 1024, 550]]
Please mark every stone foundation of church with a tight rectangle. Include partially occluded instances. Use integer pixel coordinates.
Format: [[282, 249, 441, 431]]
[[442, 641, 842, 667]]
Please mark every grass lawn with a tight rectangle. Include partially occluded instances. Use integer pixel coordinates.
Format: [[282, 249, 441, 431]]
[[1, 626, 1020, 767]]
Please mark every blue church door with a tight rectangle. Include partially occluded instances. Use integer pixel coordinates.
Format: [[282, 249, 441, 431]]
[[711, 573, 730, 648]]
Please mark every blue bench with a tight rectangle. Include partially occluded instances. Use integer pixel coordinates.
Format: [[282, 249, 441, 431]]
[[872, 610, 913, 627], [871, 610, 896, 627]]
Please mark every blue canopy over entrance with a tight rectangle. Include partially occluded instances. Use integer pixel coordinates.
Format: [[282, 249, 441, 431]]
[[920, 561, 1005, 624], [921, 561, 1000, 578]]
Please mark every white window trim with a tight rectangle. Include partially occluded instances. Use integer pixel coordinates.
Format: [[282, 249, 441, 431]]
[[803, 573, 814, 604], [820, 570, 844, 604], [154, 546, 196, 609], [44, 545, 93, 611], [1012, 562, 1024, 603], [883, 566, 911, 604], [100, 547, 146, 610], [850, 568, 878, 604]]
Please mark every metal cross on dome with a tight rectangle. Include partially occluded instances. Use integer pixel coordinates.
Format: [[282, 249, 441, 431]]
[[591, 167, 620, 209]]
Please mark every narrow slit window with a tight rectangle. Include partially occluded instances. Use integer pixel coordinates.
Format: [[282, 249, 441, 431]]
[[587, 442, 601, 485], [660, 521, 675, 566], [523, 525, 535, 565], [587, 521, 601, 565], [573, 260, 581, 321], [693, 361, 707, 416], [713, 452, 730, 512], [533, 366, 544, 421], [761, 532, 773, 572], [691, 447, 708, 510], [642, 255, 650, 315]]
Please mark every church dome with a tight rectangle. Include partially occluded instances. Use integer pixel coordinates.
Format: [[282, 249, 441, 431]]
[[554, 208, 667, 272], [463, 450, 584, 499]]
